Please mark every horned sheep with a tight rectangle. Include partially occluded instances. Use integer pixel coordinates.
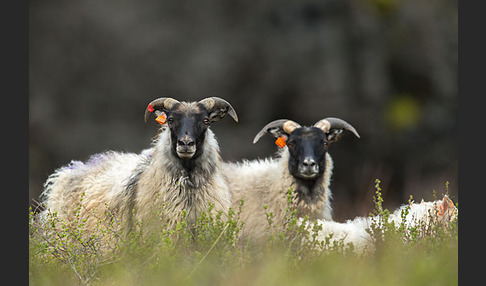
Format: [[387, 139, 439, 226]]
[[39, 97, 238, 240], [223, 117, 360, 241]]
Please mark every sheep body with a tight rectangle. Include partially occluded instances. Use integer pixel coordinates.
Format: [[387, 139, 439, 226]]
[[223, 117, 359, 242], [39, 98, 237, 242], [132, 128, 230, 228], [223, 147, 333, 241], [303, 196, 457, 254], [40, 151, 142, 234], [40, 128, 230, 235]]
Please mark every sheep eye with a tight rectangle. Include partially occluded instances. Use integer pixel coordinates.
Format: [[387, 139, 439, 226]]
[[287, 142, 294, 148], [203, 118, 210, 125], [167, 117, 174, 124]]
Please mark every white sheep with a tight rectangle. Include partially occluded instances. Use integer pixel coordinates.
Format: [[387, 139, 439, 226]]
[[39, 97, 238, 241], [303, 195, 457, 254], [223, 118, 359, 241]]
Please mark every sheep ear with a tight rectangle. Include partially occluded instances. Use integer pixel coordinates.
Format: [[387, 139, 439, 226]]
[[253, 119, 289, 144], [253, 126, 284, 144], [438, 195, 455, 216], [154, 111, 167, 125], [199, 97, 238, 123], [326, 128, 345, 143], [253, 119, 301, 144], [144, 97, 179, 123], [208, 108, 233, 123], [315, 117, 360, 143], [268, 127, 288, 139]]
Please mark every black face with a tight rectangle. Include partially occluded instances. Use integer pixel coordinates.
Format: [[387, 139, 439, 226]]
[[164, 103, 211, 161], [286, 127, 328, 180]]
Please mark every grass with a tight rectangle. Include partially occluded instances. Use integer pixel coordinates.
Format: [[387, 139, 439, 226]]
[[29, 180, 458, 286]]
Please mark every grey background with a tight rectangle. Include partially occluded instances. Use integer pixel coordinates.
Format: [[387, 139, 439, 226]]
[[29, 0, 457, 221]]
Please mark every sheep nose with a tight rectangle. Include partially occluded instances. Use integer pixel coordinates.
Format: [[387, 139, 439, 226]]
[[297, 157, 319, 179], [177, 138, 195, 147], [302, 158, 316, 167]]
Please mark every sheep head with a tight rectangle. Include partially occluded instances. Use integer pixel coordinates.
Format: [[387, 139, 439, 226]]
[[253, 117, 359, 180], [145, 97, 238, 161]]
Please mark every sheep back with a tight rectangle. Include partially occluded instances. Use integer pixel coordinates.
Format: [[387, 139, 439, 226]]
[[40, 151, 143, 236]]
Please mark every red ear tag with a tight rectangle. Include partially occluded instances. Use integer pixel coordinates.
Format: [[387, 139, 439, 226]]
[[155, 114, 167, 125], [147, 103, 155, 113], [275, 136, 287, 148]]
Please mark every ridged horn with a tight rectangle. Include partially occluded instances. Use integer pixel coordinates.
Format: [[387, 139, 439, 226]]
[[283, 120, 301, 134], [314, 117, 360, 138], [253, 119, 301, 144], [198, 97, 239, 122], [144, 97, 180, 123]]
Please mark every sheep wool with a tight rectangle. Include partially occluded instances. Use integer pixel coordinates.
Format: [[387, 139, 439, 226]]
[[223, 147, 333, 241], [132, 128, 231, 229], [40, 127, 232, 236], [303, 195, 457, 254], [38, 97, 239, 256], [40, 152, 143, 236]]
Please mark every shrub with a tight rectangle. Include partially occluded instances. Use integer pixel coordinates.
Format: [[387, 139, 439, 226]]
[[29, 179, 458, 286]]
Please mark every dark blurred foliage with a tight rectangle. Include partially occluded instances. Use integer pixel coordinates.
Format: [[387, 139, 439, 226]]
[[29, 0, 457, 221]]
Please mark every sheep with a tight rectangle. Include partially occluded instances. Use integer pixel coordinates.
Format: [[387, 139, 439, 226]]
[[302, 195, 457, 254], [223, 117, 360, 241], [39, 97, 238, 242]]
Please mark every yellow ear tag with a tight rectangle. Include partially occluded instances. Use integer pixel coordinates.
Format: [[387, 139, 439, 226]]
[[155, 114, 167, 125], [275, 136, 286, 148]]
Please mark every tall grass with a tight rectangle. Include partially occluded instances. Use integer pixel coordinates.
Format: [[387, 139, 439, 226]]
[[29, 180, 458, 286]]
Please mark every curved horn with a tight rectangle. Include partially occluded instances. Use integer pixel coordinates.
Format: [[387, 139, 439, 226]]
[[314, 117, 360, 138], [144, 97, 180, 123], [282, 120, 301, 134], [253, 119, 301, 144], [199, 97, 239, 122]]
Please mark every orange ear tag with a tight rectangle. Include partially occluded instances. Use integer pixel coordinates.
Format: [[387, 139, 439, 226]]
[[275, 136, 287, 148], [438, 205, 444, 216], [155, 114, 167, 125]]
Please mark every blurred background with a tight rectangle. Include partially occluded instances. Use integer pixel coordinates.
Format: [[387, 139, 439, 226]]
[[29, 0, 457, 222]]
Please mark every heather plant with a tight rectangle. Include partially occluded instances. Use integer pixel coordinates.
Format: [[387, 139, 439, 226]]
[[29, 179, 458, 286], [367, 179, 458, 254]]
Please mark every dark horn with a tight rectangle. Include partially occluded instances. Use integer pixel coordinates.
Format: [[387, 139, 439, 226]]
[[253, 119, 301, 144], [199, 97, 239, 122], [144, 97, 180, 123], [314, 117, 360, 138]]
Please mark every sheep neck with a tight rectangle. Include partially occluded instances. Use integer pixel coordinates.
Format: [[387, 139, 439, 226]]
[[158, 150, 219, 191], [293, 176, 325, 204], [279, 148, 332, 220]]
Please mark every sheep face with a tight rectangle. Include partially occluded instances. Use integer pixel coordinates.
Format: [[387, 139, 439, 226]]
[[253, 117, 359, 195], [165, 102, 211, 160], [286, 127, 328, 180], [145, 97, 238, 162]]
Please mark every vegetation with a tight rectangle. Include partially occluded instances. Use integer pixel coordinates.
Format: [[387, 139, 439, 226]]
[[29, 180, 458, 286]]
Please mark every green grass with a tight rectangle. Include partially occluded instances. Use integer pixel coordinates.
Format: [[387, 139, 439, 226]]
[[29, 180, 458, 286]]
